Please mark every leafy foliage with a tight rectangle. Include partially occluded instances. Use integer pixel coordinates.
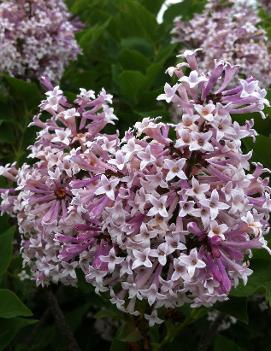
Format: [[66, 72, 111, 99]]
[[62, 0, 178, 132]]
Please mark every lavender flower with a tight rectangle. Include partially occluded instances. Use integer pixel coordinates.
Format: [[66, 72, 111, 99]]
[[1, 51, 271, 326], [171, 0, 271, 87], [0, 0, 81, 82]]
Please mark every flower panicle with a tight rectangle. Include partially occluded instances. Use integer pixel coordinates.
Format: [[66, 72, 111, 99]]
[[0, 51, 271, 326], [0, 0, 81, 82], [171, 0, 271, 88]]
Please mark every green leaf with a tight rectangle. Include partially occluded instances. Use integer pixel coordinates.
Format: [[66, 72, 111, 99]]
[[71, 0, 99, 14], [140, 0, 164, 16], [145, 62, 164, 87], [116, 321, 142, 343], [215, 297, 248, 324], [0, 226, 15, 276], [66, 303, 91, 332], [264, 89, 271, 119], [118, 48, 151, 72], [244, 135, 271, 169], [0, 317, 37, 351], [163, 0, 206, 25], [111, 0, 159, 44], [120, 37, 154, 57], [110, 339, 128, 351], [155, 44, 177, 63], [0, 289, 32, 318], [214, 335, 242, 351], [79, 18, 111, 57], [4, 76, 41, 109], [117, 70, 147, 104], [0, 122, 16, 145]]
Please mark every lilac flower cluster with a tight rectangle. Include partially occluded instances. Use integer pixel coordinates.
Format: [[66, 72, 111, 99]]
[[0, 81, 119, 286], [1, 51, 271, 326], [0, 0, 81, 82], [171, 0, 271, 87]]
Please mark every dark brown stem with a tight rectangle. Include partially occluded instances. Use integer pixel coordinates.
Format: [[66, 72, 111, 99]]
[[46, 289, 81, 351]]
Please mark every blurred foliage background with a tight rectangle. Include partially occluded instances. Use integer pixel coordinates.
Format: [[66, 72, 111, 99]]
[[1, 0, 271, 350]]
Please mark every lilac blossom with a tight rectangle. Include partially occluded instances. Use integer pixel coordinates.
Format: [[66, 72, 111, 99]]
[[171, 0, 271, 88], [0, 51, 271, 326], [0, 81, 119, 286], [0, 0, 81, 82]]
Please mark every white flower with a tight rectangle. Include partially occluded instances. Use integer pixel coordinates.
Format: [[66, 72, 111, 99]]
[[108, 150, 126, 171], [150, 243, 171, 266], [179, 70, 208, 88], [51, 129, 71, 145], [62, 108, 80, 120], [137, 145, 157, 170], [179, 200, 194, 217], [178, 48, 203, 59], [122, 138, 143, 162], [164, 158, 187, 181], [165, 231, 186, 253], [85, 267, 107, 285], [157, 83, 179, 103], [122, 282, 141, 299], [208, 221, 228, 240], [141, 284, 165, 306], [241, 211, 262, 237], [94, 175, 119, 201], [189, 131, 214, 152], [144, 310, 164, 327], [147, 195, 168, 218], [201, 189, 230, 220], [178, 248, 206, 278], [175, 129, 193, 148], [100, 248, 125, 272], [186, 177, 210, 200], [240, 79, 260, 99], [172, 258, 190, 281], [194, 103, 216, 122], [78, 88, 95, 100], [132, 248, 152, 270]]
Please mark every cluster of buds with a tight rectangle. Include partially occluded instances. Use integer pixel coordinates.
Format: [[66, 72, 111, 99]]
[[0, 51, 270, 326], [171, 0, 271, 88], [0, 0, 81, 82]]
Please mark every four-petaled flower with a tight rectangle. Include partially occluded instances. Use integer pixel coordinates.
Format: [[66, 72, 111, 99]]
[[208, 221, 228, 240], [100, 247, 125, 272], [132, 248, 152, 270], [178, 248, 206, 278], [194, 103, 216, 122], [157, 83, 179, 103], [147, 195, 168, 218], [95, 175, 119, 201], [179, 70, 208, 88], [144, 310, 164, 327], [201, 189, 230, 220], [164, 158, 187, 181]]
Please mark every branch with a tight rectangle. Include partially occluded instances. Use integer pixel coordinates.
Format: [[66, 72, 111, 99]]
[[46, 289, 81, 351]]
